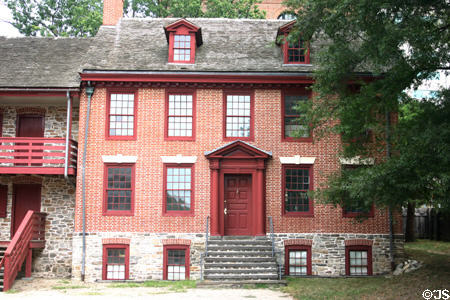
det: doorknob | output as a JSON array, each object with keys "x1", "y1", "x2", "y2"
[{"x1": 224, "y1": 208, "x2": 228, "y2": 215}]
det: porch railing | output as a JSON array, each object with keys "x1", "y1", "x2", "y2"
[
  {"x1": 0, "y1": 211, "x2": 47, "y2": 291},
  {"x1": 0, "y1": 137, "x2": 78, "y2": 173}
]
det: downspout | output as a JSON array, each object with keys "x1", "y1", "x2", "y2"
[
  {"x1": 64, "y1": 91, "x2": 73, "y2": 185},
  {"x1": 81, "y1": 84, "x2": 95, "y2": 281},
  {"x1": 385, "y1": 109, "x2": 395, "y2": 271}
]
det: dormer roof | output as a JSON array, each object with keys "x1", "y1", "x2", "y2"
[{"x1": 164, "y1": 18, "x2": 203, "y2": 47}]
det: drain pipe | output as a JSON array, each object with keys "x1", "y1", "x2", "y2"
[
  {"x1": 385, "y1": 109, "x2": 395, "y2": 271},
  {"x1": 81, "y1": 84, "x2": 95, "y2": 281},
  {"x1": 64, "y1": 91, "x2": 73, "y2": 183}
]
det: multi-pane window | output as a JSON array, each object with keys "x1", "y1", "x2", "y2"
[
  {"x1": 164, "y1": 245, "x2": 190, "y2": 280},
  {"x1": 108, "y1": 93, "x2": 135, "y2": 138},
  {"x1": 173, "y1": 35, "x2": 191, "y2": 62},
  {"x1": 283, "y1": 93, "x2": 310, "y2": 139},
  {"x1": 225, "y1": 94, "x2": 252, "y2": 138},
  {"x1": 288, "y1": 250, "x2": 308, "y2": 275},
  {"x1": 342, "y1": 165, "x2": 374, "y2": 217},
  {"x1": 286, "y1": 39, "x2": 308, "y2": 63},
  {"x1": 167, "y1": 94, "x2": 193, "y2": 138},
  {"x1": 103, "y1": 245, "x2": 129, "y2": 280},
  {"x1": 167, "y1": 249, "x2": 186, "y2": 280},
  {"x1": 283, "y1": 166, "x2": 312, "y2": 215},
  {"x1": 104, "y1": 165, "x2": 134, "y2": 215},
  {"x1": 164, "y1": 165, "x2": 193, "y2": 214},
  {"x1": 346, "y1": 245, "x2": 372, "y2": 276}
]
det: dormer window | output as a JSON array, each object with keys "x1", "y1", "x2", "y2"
[
  {"x1": 174, "y1": 35, "x2": 191, "y2": 62},
  {"x1": 277, "y1": 20, "x2": 310, "y2": 65},
  {"x1": 164, "y1": 19, "x2": 203, "y2": 64}
]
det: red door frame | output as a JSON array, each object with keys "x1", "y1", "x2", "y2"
[
  {"x1": 11, "y1": 183, "x2": 41, "y2": 238},
  {"x1": 206, "y1": 141, "x2": 271, "y2": 236}
]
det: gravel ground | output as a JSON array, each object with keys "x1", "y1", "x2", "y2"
[{"x1": 2, "y1": 278, "x2": 293, "y2": 300}]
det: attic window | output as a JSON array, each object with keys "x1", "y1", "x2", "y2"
[
  {"x1": 277, "y1": 21, "x2": 310, "y2": 65},
  {"x1": 165, "y1": 19, "x2": 202, "y2": 64},
  {"x1": 174, "y1": 35, "x2": 191, "y2": 61}
]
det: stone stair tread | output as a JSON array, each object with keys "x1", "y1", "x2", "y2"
[
  {"x1": 207, "y1": 251, "x2": 272, "y2": 256},
  {"x1": 205, "y1": 263, "x2": 277, "y2": 268},
  {"x1": 208, "y1": 246, "x2": 272, "y2": 251},
  {"x1": 205, "y1": 268, "x2": 277, "y2": 275},
  {"x1": 205, "y1": 274, "x2": 279, "y2": 279},
  {"x1": 197, "y1": 280, "x2": 286, "y2": 287}
]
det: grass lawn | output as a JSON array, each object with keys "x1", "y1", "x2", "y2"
[{"x1": 282, "y1": 239, "x2": 450, "y2": 300}]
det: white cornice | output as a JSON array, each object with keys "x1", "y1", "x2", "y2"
[
  {"x1": 161, "y1": 154, "x2": 197, "y2": 164},
  {"x1": 279, "y1": 155, "x2": 316, "y2": 165},
  {"x1": 339, "y1": 156, "x2": 374, "y2": 165},
  {"x1": 102, "y1": 154, "x2": 138, "y2": 163}
]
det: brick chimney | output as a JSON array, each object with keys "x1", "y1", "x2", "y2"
[{"x1": 103, "y1": 0, "x2": 124, "y2": 26}]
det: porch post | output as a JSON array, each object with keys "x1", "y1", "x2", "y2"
[
  {"x1": 210, "y1": 160, "x2": 220, "y2": 236},
  {"x1": 25, "y1": 248, "x2": 32, "y2": 277},
  {"x1": 255, "y1": 160, "x2": 265, "y2": 236}
]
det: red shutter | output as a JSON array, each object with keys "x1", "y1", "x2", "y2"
[{"x1": 0, "y1": 185, "x2": 7, "y2": 218}]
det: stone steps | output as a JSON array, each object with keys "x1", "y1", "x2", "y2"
[
  {"x1": 0, "y1": 246, "x2": 8, "y2": 292},
  {"x1": 204, "y1": 236, "x2": 280, "y2": 284}
]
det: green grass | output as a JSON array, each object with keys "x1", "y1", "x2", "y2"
[
  {"x1": 109, "y1": 280, "x2": 196, "y2": 292},
  {"x1": 4, "y1": 289, "x2": 19, "y2": 294},
  {"x1": 51, "y1": 285, "x2": 85, "y2": 290},
  {"x1": 406, "y1": 239, "x2": 450, "y2": 255},
  {"x1": 283, "y1": 239, "x2": 450, "y2": 300}
]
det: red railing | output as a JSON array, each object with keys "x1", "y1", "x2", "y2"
[
  {"x1": 0, "y1": 211, "x2": 46, "y2": 292},
  {"x1": 0, "y1": 138, "x2": 77, "y2": 175}
]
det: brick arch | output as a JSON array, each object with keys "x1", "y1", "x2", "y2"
[
  {"x1": 16, "y1": 107, "x2": 46, "y2": 116},
  {"x1": 345, "y1": 239, "x2": 373, "y2": 246},
  {"x1": 12, "y1": 176, "x2": 42, "y2": 185},
  {"x1": 102, "y1": 238, "x2": 131, "y2": 245},
  {"x1": 162, "y1": 238, "x2": 191, "y2": 246},
  {"x1": 284, "y1": 239, "x2": 313, "y2": 246}
]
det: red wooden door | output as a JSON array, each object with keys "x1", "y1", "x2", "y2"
[
  {"x1": 12, "y1": 184, "x2": 41, "y2": 236},
  {"x1": 16, "y1": 115, "x2": 44, "y2": 166},
  {"x1": 224, "y1": 174, "x2": 252, "y2": 235}
]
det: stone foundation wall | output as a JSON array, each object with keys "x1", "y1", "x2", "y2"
[
  {"x1": 273, "y1": 233, "x2": 404, "y2": 276},
  {"x1": 0, "y1": 175, "x2": 75, "y2": 277},
  {"x1": 0, "y1": 105, "x2": 79, "y2": 140},
  {"x1": 72, "y1": 233, "x2": 206, "y2": 282},
  {"x1": 72, "y1": 232, "x2": 404, "y2": 282}
]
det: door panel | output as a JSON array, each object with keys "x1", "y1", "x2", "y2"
[
  {"x1": 16, "y1": 115, "x2": 44, "y2": 166},
  {"x1": 224, "y1": 174, "x2": 252, "y2": 235},
  {"x1": 12, "y1": 184, "x2": 41, "y2": 236}
]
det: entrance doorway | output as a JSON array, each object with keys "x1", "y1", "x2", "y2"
[
  {"x1": 224, "y1": 174, "x2": 252, "y2": 236},
  {"x1": 12, "y1": 184, "x2": 41, "y2": 237},
  {"x1": 16, "y1": 114, "x2": 45, "y2": 166}
]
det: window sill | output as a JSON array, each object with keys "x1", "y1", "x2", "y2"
[
  {"x1": 282, "y1": 64, "x2": 313, "y2": 67},
  {"x1": 103, "y1": 211, "x2": 134, "y2": 217},
  {"x1": 283, "y1": 212, "x2": 314, "y2": 218}
]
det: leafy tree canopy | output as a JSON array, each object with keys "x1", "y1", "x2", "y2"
[
  {"x1": 3, "y1": 0, "x2": 265, "y2": 37},
  {"x1": 283, "y1": 0, "x2": 450, "y2": 210}
]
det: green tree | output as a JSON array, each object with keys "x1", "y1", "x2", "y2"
[
  {"x1": 283, "y1": 0, "x2": 450, "y2": 243},
  {"x1": 4, "y1": 0, "x2": 265, "y2": 37},
  {"x1": 4, "y1": 0, "x2": 103, "y2": 37}
]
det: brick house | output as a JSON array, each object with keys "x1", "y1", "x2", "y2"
[{"x1": 0, "y1": 0, "x2": 403, "y2": 290}]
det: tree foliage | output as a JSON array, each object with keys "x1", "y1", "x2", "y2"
[
  {"x1": 283, "y1": 0, "x2": 450, "y2": 210},
  {"x1": 4, "y1": 0, "x2": 265, "y2": 37},
  {"x1": 4, "y1": 0, "x2": 103, "y2": 37}
]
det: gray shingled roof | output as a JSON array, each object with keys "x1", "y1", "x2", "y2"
[
  {"x1": 83, "y1": 18, "x2": 320, "y2": 73},
  {"x1": 0, "y1": 37, "x2": 92, "y2": 88}
]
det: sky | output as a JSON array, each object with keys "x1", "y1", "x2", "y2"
[{"x1": 0, "y1": 2, "x2": 21, "y2": 37}]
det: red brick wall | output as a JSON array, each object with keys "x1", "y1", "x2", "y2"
[
  {"x1": 103, "y1": 0, "x2": 123, "y2": 26},
  {"x1": 259, "y1": 0, "x2": 286, "y2": 19},
  {"x1": 75, "y1": 87, "x2": 402, "y2": 234}
]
